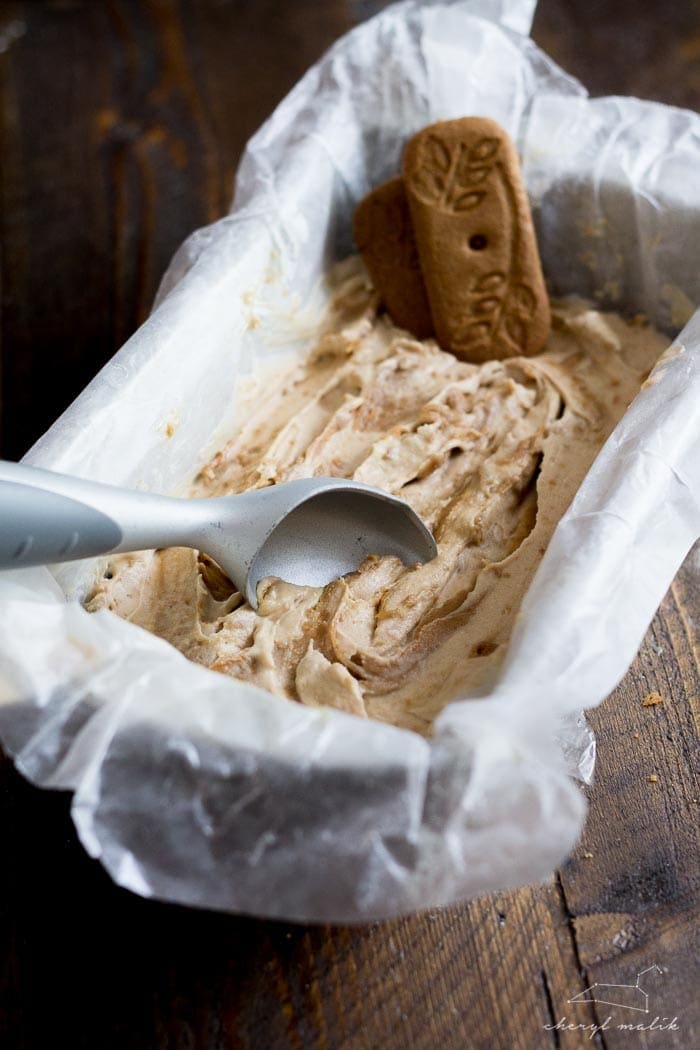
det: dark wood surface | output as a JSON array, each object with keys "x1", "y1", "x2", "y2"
[{"x1": 1, "y1": 2, "x2": 698, "y2": 1047}]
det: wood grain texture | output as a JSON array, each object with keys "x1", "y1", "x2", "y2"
[
  {"x1": 0, "y1": 0, "x2": 352, "y2": 458},
  {"x1": 1, "y1": 2, "x2": 699, "y2": 1048}
]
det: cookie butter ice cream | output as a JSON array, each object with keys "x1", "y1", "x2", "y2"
[{"x1": 87, "y1": 257, "x2": 666, "y2": 735}]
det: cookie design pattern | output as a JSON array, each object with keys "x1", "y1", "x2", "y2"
[{"x1": 404, "y1": 118, "x2": 550, "y2": 362}]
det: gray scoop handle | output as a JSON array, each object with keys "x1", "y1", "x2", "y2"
[{"x1": 0, "y1": 460, "x2": 208, "y2": 570}]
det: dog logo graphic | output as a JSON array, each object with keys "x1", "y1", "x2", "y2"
[{"x1": 568, "y1": 965, "x2": 663, "y2": 1013}]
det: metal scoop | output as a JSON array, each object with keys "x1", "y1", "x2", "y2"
[{"x1": 0, "y1": 460, "x2": 437, "y2": 608}]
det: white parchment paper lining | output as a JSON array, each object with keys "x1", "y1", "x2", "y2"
[{"x1": 0, "y1": 0, "x2": 698, "y2": 922}]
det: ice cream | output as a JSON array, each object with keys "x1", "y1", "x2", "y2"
[{"x1": 86, "y1": 257, "x2": 666, "y2": 735}]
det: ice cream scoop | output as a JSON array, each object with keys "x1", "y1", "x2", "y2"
[{"x1": 0, "y1": 461, "x2": 437, "y2": 608}]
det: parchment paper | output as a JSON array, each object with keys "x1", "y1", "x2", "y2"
[{"x1": 0, "y1": 0, "x2": 698, "y2": 922}]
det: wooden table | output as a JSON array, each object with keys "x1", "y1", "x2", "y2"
[{"x1": 1, "y1": 3, "x2": 698, "y2": 1047}]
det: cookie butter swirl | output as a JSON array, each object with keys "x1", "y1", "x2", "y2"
[{"x1": 87, "y1": 257, "x2": 665, "y2": 734}]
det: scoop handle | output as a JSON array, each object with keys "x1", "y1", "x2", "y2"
[
  {"x1": 0, "y1": 460, "x2": 201, "y2": 570},
  {"x1": 0, "y1": 480, "x2": 124, "y2": 569}
]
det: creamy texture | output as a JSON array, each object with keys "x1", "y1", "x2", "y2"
[{"x1": 87, "y1": 258, "x2": 666, "y2": 734}]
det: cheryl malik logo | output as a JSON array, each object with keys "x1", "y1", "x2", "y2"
[
  {"x1": 544, "y1": 964, "x2": 681, "y2": 1040},
  {"x1": 568, "y1": 964, "x2": 662, "y2": 1013}
]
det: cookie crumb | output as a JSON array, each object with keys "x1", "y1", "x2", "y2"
[
  {"x1": 642, "y1": 692, "x2": 664, "y2": 707},
  {"x1": 633, "y1": 731, "x2": 640, "y2": 739},
  {"x1": 648, "y1": 774, "x2": 659, "y2": 783},
  {"x1": 582, "y1": 850, "x2": 594, "y2": 859}
]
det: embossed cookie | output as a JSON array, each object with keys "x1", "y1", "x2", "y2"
[
  {"x1": 402, "y1": 117, "x2": 550, "y2": 362},
  {"x1": 353, "y1": 176, "x2": 434, "y2": 339}
]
